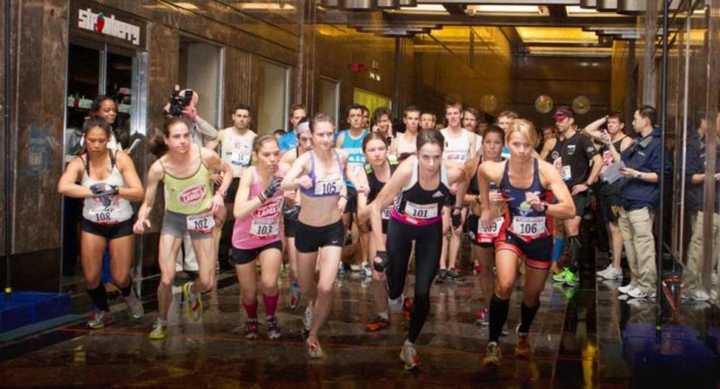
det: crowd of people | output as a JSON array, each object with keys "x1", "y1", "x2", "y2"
[{"x1": 59, "y1": 86, "x2": 689, "y2": 370}]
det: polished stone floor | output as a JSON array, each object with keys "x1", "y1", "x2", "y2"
[{"x1": 2, "y1": 261, "x2": 720, "y2": 388}]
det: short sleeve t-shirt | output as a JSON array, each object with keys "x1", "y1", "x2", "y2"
[{"x1": 548, "y1": 131, "x2": 597, "y2": 188}]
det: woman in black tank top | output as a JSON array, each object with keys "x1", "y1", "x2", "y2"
[{"x1": 364, "y1": 130, "x2": 473, "y2": 370}]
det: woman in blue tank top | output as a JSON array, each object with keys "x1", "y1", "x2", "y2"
[{"x1": 477, "y1": 119, "x2": 575, "y2": 367}]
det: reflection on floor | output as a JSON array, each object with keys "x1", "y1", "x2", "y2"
[{"x1": 1, "y1": 261, "x2": 720, "y2": 387}]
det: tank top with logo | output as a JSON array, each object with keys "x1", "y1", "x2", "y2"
[
  {"x1": 161, "y1": 149, "x2": 214, "y2": 215},
  {"x1": 232, "y1": 167, "x2": 284, "y2": 249},
  {"x1": 391, "y1": 157, "x2": 450, "y2": 226},
  {"x1": 81, "y1": 151, "x2": 133, "y2": 224}
]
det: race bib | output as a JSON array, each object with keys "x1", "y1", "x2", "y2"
[
  {"x1": 404, "y1": 202, "x2": 438, "y2": 220},
  {"x1": 230, "y1": 149, "x2": 251, "y2": 166},
  {"x1": 187, "y1": 212, "x2": 215, "y2": 233},
  {"x1": 477, "y1": 217, "x2": 504, "y2": 243},
  {"x1": 93, "y1": 207, "x2": 119, "y2": 224},
  {"x1": 444, "y1": 151, "x2": 468, "y2": 163},
  {"x1": 381, "y1": 207, "x2": 392, "y2": 220},
  {"x1": 511, "y1": 216, "x2": 546, "y2": 238},
  {"x1": 315, "y1": 175, "x2": 342, "y2": 196},
  {"x1": 250, "y1": 218, "x2": 280, "y2": 237},
  {"x1": 561, "y1": 165, "x2": 572, "y2": 181}
]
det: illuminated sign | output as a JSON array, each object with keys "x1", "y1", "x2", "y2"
[{"x1": 77, "y1": 8, "x2": 140, "y2": 46}]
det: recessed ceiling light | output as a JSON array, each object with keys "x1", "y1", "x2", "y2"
[{"x1": 473, "y1": 5, "x2": 540, "y2": 14}]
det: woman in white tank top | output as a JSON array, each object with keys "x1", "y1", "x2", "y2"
[{"x1": 58, "y1": 117, "x2": 145, "y2": 330}]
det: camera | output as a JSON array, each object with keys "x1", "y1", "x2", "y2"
[{"x1": 167, "y1": 88, "x2": 194, "y2": 117}]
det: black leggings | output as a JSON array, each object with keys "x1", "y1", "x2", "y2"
[{"x1": 386, "y1": 218, "x2": 443, "y2": 343}]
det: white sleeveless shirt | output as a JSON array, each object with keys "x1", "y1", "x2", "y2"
[
  {"x1": 220, "y1": 128, "x2": 255, "y2": 177},
  {"x1": 81, "y1": 152, "x2": 133, "y2": 224}
]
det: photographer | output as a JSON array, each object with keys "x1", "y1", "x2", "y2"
[{"x1": 165, "y1": 87, "x2": 218, "y2": 146}]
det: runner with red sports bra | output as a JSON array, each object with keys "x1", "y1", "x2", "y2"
[
  {"x1": 231, "y1": 135, "x2": 287, "y2": 340},
  {"x1": 477, "y1": 119, "x2": 574, "y2": 367}
]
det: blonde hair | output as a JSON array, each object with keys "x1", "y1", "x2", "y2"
[{"x1": 506, "y1": 118, "x2": 538, "y2": 148}]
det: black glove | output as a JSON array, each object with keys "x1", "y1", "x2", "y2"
[
  {"x1": 261, "y1": 176, "x2": 282, "y2": 201},
  {"x1": 451, "y1": 207, "x2": 463, "y2": 229},
  {"x1": 90, "y1": 183, "x2": 119, "y2": 197},
  {"x1": 373, "y1": 251, "x2": 389, "y2": 272}
]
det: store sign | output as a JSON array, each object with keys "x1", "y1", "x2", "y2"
[{"x1": 77, "y1": 8, "x2": 140, "y2": 46}]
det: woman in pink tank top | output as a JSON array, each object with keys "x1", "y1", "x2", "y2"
[{"x1": 231, "y1": 135, "x2": 287, "y2": 340}]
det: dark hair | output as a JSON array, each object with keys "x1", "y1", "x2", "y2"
[
  {"x1": 362, "y1": 131, "x2": 390, "y2": 152},
  {"x1": 445, "y1": 100, "x2": 463, "y2": 112},
  {"x1": 167, "y1": 88, "x2": 194, "y2": 117},
  {"x1": 273, "y1": 129, "x2": 285, "y2": 137},
  {"x1": 637, "y1": 105, "x2": 656, "y2": 126},
  {"x1": 345, "y1": 104, "x2": 365, "y2": 119},
  {"x1": 253, "y1": 134, "x2": 279, "y2": 153},
  {"x1": 150, "y1": 117, "x2": 191, "y2": 157},
  {"x1": 371, "y1": 107, "x2": 392, "y2": 127},
  {"x1": 311, "y1": 113, "x2": 335, "y2": 133},
  {"x1": 233, "y1": 104, "x2": 252, "y2": 115},
  {"x1": 360, "y1": 105, "x2": 369, "y2": 114},
  {"x1": 80, "y1": 117, "x2": 113, "y2": 155},
  {"x1": 90, "y1": 95, "x2": 117, "y2": 115},
  {"x1": 416, "y1": 129, "x2": 444, "y2": 153},
  {"x1": 290, "y1": 103, "x2": 306, "y2": 115},
  {"x1": 483, "y1": 125, "x2": 505, "y2": 145},
  {"x1": 607, "y1": 111, "x2": 623, "y2": 123},
  {"x1": 403, "y1": 105, "x2": 420, "y2": 117}
]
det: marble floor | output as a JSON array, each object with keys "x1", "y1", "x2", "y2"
[{"x1": 1, "y1": 262, "x2": 720, "y2": 388}]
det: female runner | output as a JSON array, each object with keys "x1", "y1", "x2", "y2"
[
  {"x1": 58, "y1": 117, "x2": 144, "y2": 328},
  {"x1": 367, "y1": 129, "x2": 472, "y2": 370},
  {"x1": 477, "y1": 119, "x2": 574, "y2": 365},
  {"x1": 232, "y1": 135, "x2": 286, "y2": 339},
  {"x1": 134, "y1": 117, "x2": 232, "y2": 340},
  {"x1": 465, "y1": 126, "x2": 505, "y2": 325},
  {"x1": 281, "y1": 113, "x2": 353, "y2": 358}
]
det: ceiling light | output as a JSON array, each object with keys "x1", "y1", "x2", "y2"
[
  {"x1": 566, "y1": 6, "x2": 599, "y2": 15},
  {"x1": 466, "y1": 5, "x2": 542, "y2": 15},
  {"x1": 399, "y1": 4, "x2": 446, "y2": 13}
]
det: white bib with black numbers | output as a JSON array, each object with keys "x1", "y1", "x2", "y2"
[
  {"x1": 511, "y1": 216, "x2": 546, "y2": 239},
  {"x1": 404, "y1": 201, "x2": 438, "y2": 220},
  {"x1": 187, "y1": 212, "x2": 215, "y2": 233}
]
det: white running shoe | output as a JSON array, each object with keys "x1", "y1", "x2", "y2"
[
  {"x1": 597, "y1": 265, "x2": 623, "y2": 280},
  {"x1": 627, "y1": 287, "x2": 650, "y2": 299},
  {"x1": 388, "y1": 294, "x2": 404, "y2": 314},
  {"x1": 687, "y1": 289, "x2": 711, "y2": 302},
  {"x1": 303, "y1": 305, "x2": 313, "y2": 333},
  {"x1": 617, "y1": 283, "x2": 635, "y2": 294},
  {"x1": 399, "y1": 340, "x2": 419, "y2": 370}
]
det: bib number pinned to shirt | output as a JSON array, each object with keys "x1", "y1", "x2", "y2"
[
  {"x1": 187, "y1": 212, "x2": 215, "y2": 233},
  {"x1": 381, "y1": 207, "x2": 392, "y2": 220},
  {"x1": 315, "y1": 175, "x2": 342, "y2": 196},
  {"x1": 250, "y1": 218, "x2": 280, "y2": 237},
  {"x1": 94, "y1": 208, "x2": 118, "y2": 224},
  {"x1": 404, "y1": 202, "x2": 438, "y2": 220},
  {"x1": 511, "y1": 216, "x2": 546, "y2": 238}
]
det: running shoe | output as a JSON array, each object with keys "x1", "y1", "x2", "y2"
[
  {"x1": 627, "y1": 287, "x2": 652, "y2": 299},
  {"x1": 366, "y1": 316, "x2": 390, "y2": 332},
  {"x1": 436, "y1": 269, "x2": 448, "y2": 283},
  {"x1": 288, "y1": 282, "x2": 301, "y2": 310},
  {"x1": 245, "y1": 319, "x2": 259, "y2": 339},
  {"x1": 474, "y1": 307, "x2": 489, "y2": 327},
  {"x1": 362, "y1": 263, "x2": 373, "y2": 279},
  {"x1": 183, "y1": 281, "x2": 203, "y2": 321},
  {"x1": 388, "y1": 295, "x2": 404, "y2": 314},
  {"x1": 553, "y1": 268, "x2": 578, "y2": 287},
  {"x1": 617, "y1": 283, "x2": 636, "y2": 295},
  {"x1": 307, "y1": 338, "x2": 324, "y2": 359},
  {"x1": 402, "y1": 297, "x2": 414, "y2": 320},
  {"x1": 350, "y1": 263, "x2": 362, "y2": 272},
  {"x1": 596, "y1": 265, "x2": 623, "y2": 280},
  {"x1": 87, "y1": 310, "x2": 111, "y2": 329},
  {"x1": 447, "y1": 268, "x2": 461, "y2": 280},
  {"x1": 552, "y1": 267, "x2": 571, "y2": 283},
  {"x1": 483, "y1": 341, "x2": 502, "y2": 367},
  {"x1": 514, "y1": 324, "x2": 531, "y2": 359},
  {"x1": 267, "y1": 316, "x2": 281, "y2": 339},
  {"x1": 148, "y1": 319, "x2": 166, "y2": 340},
  {"x1": 124, "y1": 290, "x2": 144, "y2": 319},
  {"x1": 399, "y1": 340, "x2": 419, "y2": 370}
]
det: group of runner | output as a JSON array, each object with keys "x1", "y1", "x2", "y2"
[{"x1": 60, "y1": 89, "x2": 649, "y2": 369}]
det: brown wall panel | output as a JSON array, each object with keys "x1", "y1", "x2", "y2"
[
  {"x1": 223, "y1": 48, "x2": 255, "y2": 128},
  {"x1": 13, "y1": 0, "x2": 68, "y2": 253},
  {"x1": 0, "y1": 0, "x2": 7, "y2": 257}
]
